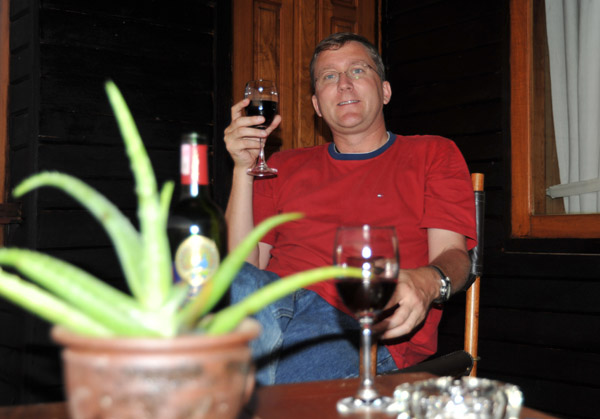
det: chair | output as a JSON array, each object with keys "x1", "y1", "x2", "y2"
[
  {"x1": 382, "y1": 173, "x2": 485, "y2": 378},
  {"x1": 465, "y1": 172, "x2": 484, "y2": 376}
]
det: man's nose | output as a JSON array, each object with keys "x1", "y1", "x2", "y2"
[{"x1": 337, "y1": 71, "x2": 354, "y2": 89}]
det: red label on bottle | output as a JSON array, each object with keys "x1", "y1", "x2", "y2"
[{"x1": 181, "y1": 144, "x2": 209, "y2": 185}]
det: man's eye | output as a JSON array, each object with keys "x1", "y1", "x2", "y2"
[
  {"x1": 349, "y1": 67, "x2": 365, "y2": 76},
  {"x1": 322, "y1": 73, "x2": 337, "y2": 81}
]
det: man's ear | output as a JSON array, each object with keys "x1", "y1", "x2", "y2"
[
  {"x1": 312, "y1": 94, "x2": 322, "y2": 117},
  {"x1": 383, "y1": 81, "x2": 392, "y2": 105}
]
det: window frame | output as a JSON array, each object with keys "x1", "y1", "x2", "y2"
[{"x1": 510, "y1": 0, "x2": 600, "y2": 239}]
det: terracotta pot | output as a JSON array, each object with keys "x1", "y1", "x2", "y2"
[{"x1": 52, "y1": 319, "x2": 260, "y2": 419}]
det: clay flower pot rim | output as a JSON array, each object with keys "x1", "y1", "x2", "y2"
[{"x1": 51, "y1": 317, "x2": 261, "y2": 353}]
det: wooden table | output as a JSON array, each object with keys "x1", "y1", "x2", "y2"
[{"x1": 0, "y1": 372, "x2": 559, "y2": 419}]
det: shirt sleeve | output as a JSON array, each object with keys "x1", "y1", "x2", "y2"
[{"x1": 420, "y1": 137, "x2": 477, "y2": 250}]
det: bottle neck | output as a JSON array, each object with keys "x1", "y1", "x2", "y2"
[{"x1": 180, "y1": 143, "x2": 210, "y2": 199}]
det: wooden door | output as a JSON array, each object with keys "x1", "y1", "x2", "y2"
[{"x1": 232, "y1": 0, "x2": 378, "y2": 151}]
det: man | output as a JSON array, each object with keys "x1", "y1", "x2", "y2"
[{"x1": 224, "y1": 33, "x2": 476, "y2": 386}]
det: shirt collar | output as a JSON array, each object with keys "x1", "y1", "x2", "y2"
[{"x1": 328, "y1": 132, "x2": 395, "y2": 160}]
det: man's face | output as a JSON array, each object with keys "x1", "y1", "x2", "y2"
[{"x1": 311, "y1": 41, "x2": 391, "y2": 136}]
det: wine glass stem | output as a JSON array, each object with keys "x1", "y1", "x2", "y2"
[
  {"x1": 356, "y1": 317, "x2": 379, "y2": 401},
  {"x1": 256, "y1": 137, "x2": 267, "y2": 167}
]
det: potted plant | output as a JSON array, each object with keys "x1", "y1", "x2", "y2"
[{"x1": 0, "y1": 81, "x2": 361, "y2": 419}]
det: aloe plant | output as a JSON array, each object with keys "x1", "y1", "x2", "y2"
[{"x1": 0, "y1": 81, "x2": 362, "y2": 338}]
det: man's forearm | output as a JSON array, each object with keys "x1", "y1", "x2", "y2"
[{"x1": 225, "y1": 167, "x2": 259, "y2": 266}]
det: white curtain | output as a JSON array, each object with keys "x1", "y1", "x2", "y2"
[{"x1": 544, "y1": 0, "x2": 600, "y2": 213}]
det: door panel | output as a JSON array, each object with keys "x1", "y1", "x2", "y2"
[{"x1": 233, "y1": 0, "x2": 377, "y2": 151}]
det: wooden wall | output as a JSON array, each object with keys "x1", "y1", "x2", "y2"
[
  {"x1": 382, "y1": 1, "x2": 599, "y2": 418},
  {"x1": 0, "y1": 0, "x2": 231, "y2": 404}
]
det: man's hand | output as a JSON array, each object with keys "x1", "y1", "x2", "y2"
[
  {"x1": 224, "y1": 98, "x2": 282, "y2": 170},
  {"x1": 374, "y1": 229, "x2": 471, "y2": 340},
  {"x1": 373, "y1": 266, "x2": 440, "y2": 339}
]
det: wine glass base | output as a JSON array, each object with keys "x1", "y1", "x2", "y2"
[
  {"x1": 246, "y1": 166, "x2": 278, "y2": 177},
  {"x1": 336, "y1": 395, "x2": 396, "y2": 415}
]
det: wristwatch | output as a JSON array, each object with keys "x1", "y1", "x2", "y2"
[{"x1": 429, "y1": 265, "x2": 451, "y2": 304}]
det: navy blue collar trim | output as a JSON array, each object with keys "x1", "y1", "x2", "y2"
[{"x1": 328, "y1": 132, "x2": 396, "y2": 160}]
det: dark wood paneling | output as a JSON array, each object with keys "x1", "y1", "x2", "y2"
[
  {"x1": 40, "y1": 76, "x2": 213, "y2": 123},
  {"x1": 397, "y1": 73, "x2": 503, "y2": 115},
  {"x1": 41, "y1": 0, "x2": 215, "y2": 28},
  {"x1": 388, "y1": 44, "x2": 503, "y2": 86},
  {"x1": 39, "y1": 8, "x2": 213, "y2": 59},
  {"x1": 8, "y1": 78, "x2": 33, "y2": 114},
  {"x1": 385, "y1": 0, "x2": 503, "y2": 38},
  {"x1": 388, "y1": 100, "x2": 502, "y2": 137},
  {"x1": 389, "y1": 14, "x2": 502, "y2": 64},
  {"x1": 40, "y1": 43, "x2": 213, "y2": 92},
  {"x1": 485, "y1": 372, "x2": 598, "y2": 419},
  {"x1": 39, "y1": 106, "x2": 199, "y2": 148},
  {"x1": 37, "y1": 211, "x2": 130, "y2": 249},
  {"x1": 453, "y1": 132, "x2": 503, "y2": 162},
  {"x1": 37, "y1": 144, "x2": 178, "y2": 179}
]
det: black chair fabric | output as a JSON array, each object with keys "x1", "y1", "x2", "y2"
[{"x1": 387, "y1": 350, "x2": 474, "y2": 378}]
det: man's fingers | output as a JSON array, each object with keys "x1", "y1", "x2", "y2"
[{"x1": 231, "y1": 98, "x2": 250, "y2": 119}]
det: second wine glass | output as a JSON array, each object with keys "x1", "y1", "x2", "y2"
[
  {"x1": 333, "y1": 225, "x2": 399, "y2": 414},
  {"x1": 244, "y1": 79, "x2": 278, "y2": 177}
]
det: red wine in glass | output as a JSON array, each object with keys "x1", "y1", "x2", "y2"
[
  {"x1": 246, "y1": 99, "x2": 278, "y2": 129},
  {"x1": 336, "y1": 276, "x2": 397, "y2": 317}
]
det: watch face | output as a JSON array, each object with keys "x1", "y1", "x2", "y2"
[
  {"x1": 440, "y1": 280, "x2": 449, "y2": 297},
  {"x1": 440, "y1": 277, "x2": 451, "y2": 300}
]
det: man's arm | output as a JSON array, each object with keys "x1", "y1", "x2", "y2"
[
  {"x1": 427, "y1": 227, "x2": 471, "y2": 297},
  {"x1": 376, "y1": 228, "x2": 471, "y2": 340},
  {"x1": 225, "y1": 165, "x2": 260, "y2": 265},
  {"x1": 224, "y1": 98, "x2": 280, "y2": 267}
]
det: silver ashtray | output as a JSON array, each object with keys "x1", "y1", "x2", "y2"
[{"x1": 391, "y1": 376, "x2": 523, "y2": 419}]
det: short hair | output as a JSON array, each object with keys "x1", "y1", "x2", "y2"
[{"x1": 310, "y1": 32, "x2": 385, "y2": 93}]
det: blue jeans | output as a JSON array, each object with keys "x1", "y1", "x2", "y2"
[{"x1": 230, "y1": 263, "x2": 398, "y2": 385}]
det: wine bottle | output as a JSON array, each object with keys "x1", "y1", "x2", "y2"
[{"x1": 167, "y1": 132, "x2": 227, "y2": 297}]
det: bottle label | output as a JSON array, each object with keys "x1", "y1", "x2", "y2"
[
  {"x1": 181, "y1": 144, "x2": 209, "y2": 186},
  {"x1": 173, "y1": 235, "x2": 220, "y2": 288}
]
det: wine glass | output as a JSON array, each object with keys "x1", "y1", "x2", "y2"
[
  {"x1": 244, "y1": 79, "x2": 278, "y2": 177},
  {"x1": 333, "y1": 225, "x2": 399, "y2": 414}
]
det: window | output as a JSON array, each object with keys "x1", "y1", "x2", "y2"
[{"x1": 510, "y1": 0, "x2": 600, "y2": 238}]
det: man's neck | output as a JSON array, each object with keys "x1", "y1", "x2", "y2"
[{"x1": 332, "y1": 128, "x2": 390, "y2": 154}]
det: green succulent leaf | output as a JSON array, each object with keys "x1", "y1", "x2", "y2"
[
  {"x1": 204, "y1": 266, "x2": 363, "y2": 335},
  {"x1": 105, "y1": 81, "x2": 172, "y2": 309},
  {"x1": 0, "y1": 248, "x2": 162, "y2": 336},
  {"x1": 13, "y1": 172, "x2": 145, "y2": 302},
  {"x1": 0, "y1": 268, "x2": 114, "y2": 336},
  {"x1": 160, "y1": 181, "x2": 176, "y2": 229}
]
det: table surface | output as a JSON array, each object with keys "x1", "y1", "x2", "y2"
[{"x1": 0, "y1": 372, "x2": 559, "y2": 419}]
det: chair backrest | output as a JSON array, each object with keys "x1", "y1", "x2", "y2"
[{"x1": 465, "y1": 173, "x2": 485, "y2": 376}]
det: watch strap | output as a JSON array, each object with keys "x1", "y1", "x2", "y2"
[{"x1": 429, "y1": 265, "x2": 451, "y2": 304}]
